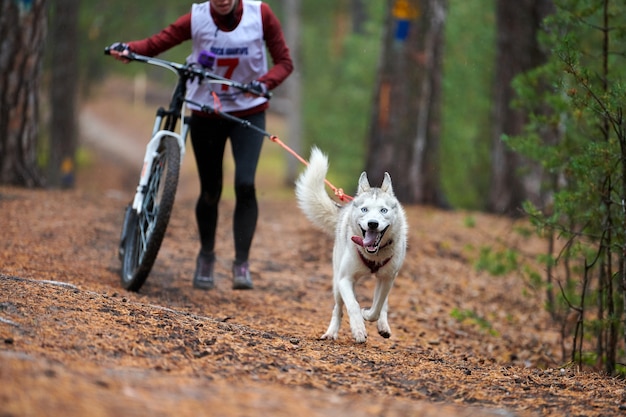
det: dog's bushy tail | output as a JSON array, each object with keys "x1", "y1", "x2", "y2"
[{"x1": 295, "y1": 147, "x2": 341, "y2": 233}]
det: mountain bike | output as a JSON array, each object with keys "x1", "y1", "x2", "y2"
[{"x1": 104, "y1": 44, "x2": 271, "y2": 292}]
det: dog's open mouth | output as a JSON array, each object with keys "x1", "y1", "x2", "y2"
[{"x1": 351, "y1": 226, "x2": 389, "y2": 254}]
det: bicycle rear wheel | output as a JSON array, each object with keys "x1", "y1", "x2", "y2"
[{"x1": 120, "y1": 135, "x2": 181, "y2": 291}]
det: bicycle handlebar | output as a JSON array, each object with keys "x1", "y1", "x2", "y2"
[{"x1": 104, "y1": 46, "x2": 272, "y2": 100}]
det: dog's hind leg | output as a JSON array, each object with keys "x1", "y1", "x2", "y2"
[
  {"x1": 362, "y1": 277, "x2": 394, "y2": 338},
  {"x1": 321, "y1": 302, "x2": 342, "y2": 340},
  {"x1": 321, "y1": 284, "x2": 344, "y2": 340},
  {"x1": 337, "y1": 277, "x2": 367, "y2": 343}
]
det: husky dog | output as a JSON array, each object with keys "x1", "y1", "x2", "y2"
[{"x1": 295, "y1": 147, "x2": 408, "y2": 343}]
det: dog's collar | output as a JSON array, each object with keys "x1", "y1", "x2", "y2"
[{"x1": 357, "y1": 249, "x2": 392, "y2": 274}]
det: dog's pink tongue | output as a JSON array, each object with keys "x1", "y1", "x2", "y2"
[
  {"x1": 352, "y1": 231, "x2": 378, "y2": 248},
  {"x1": 362, "y1": 230, "x2": 378, "y2": 247}
]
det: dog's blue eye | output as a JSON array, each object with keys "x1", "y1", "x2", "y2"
[
  {"x1": 361, "y1": 207, "x2": 368, "y2": 213},
  {"x1": 380, "y1": 208, "x2": 388, "y2": 214}
]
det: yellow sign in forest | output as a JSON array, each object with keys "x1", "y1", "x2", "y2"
[{"x1": 392, "y1": 0, "x2": 419, "y2": 20}]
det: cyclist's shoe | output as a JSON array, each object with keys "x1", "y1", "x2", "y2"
[
  {"x1": 232, "y1": 261, "x2": 253, "y2": 290},
  {"x1": 193, "y1": 252, "x2": 215, "y2": 290}
]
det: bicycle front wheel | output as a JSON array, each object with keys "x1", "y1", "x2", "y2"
[{"x1": 120, "y1": 135, "x2": 181, "y2": 291}]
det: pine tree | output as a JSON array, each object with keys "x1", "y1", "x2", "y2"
[{"x1": 507, "y1": 0, "x2": 626, "y2": 375}]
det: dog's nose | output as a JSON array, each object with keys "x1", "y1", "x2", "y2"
[{"x1": 368, "y1": 220, "x2": 379, "y2": 230}]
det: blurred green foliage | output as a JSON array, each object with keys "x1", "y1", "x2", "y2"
[{"x1": 441, "y1": 0, "x2": 494, "y2": 209}]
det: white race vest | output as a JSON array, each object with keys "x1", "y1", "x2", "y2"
[{"x1": 186, "y1": 1, "x2": 268, "y2": 113}]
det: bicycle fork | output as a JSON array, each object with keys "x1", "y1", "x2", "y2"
[
  {"x1": 131, "y1": 115, "x2": 189, "y2": 213},
  {"x1": 118, "y1": 115, "x2": 189, "y2": 258}
]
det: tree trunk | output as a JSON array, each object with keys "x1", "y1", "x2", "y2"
[
  {"x1": 0, "y1": 0, "x2": 47, "y2": 187},
  {"x1": 282, "y1": 0, "x2": 302, "y2": 185},
  {"x1": 47, "y1": 0, "x2": 80, "y2": 188},
  {"x1": 366, "y1": 0, "x2": 447, "y2": 205},
  {"x1": 488, "y1": 0, "x2": 554, "y2": 215}
]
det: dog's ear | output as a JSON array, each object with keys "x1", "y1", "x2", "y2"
[
  {"x1": 357, "y1": 172, "x2": 371, "y2": 194},
  {"x1": 381, "y1": 172, "x2": 395, "y2": 195}
]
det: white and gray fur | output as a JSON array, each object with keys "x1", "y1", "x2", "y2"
[{"x1": 295, "y1": 147, "x2": 408, "y2": 343}]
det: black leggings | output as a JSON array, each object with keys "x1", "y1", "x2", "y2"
[{"x1": 189, "y1": 112, "x2": 265, "y2": 264}]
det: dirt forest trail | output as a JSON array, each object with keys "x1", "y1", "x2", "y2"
[{"x1": 1, "y1": 77, "x2": 626, "y2": 417}]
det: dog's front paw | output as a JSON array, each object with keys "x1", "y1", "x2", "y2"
[
  {"x1": 353, "y1": 330, "x2": 367, "y2": 343},
  {"x1": 377, "y1": 319, "x2": 391, "y2": 339},
  {"x1": 378, "y1": 329, "x2": 391, "y2": 338},
  {"x1": 351, "y1": 324, "x2": 367, "y2": 343},
  {"x1": 320, "y1": 332, "x2": 338, "y2": 341}
]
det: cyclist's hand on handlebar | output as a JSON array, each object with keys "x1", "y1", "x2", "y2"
[
  {"x1": 244, "y1": 80, "x2": 268, "y2": 97},
  {"x1": 105, "y1": 42, "x2": 132, "y2": 63}
]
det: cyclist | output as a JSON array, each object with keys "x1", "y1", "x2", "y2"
[{"x1": 110, "y1": 0, "x2": 293, "y2": 290}]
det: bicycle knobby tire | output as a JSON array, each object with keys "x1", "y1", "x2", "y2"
[{"x1": 120, "y1": 135, "x2": 181, "y2": 291}]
